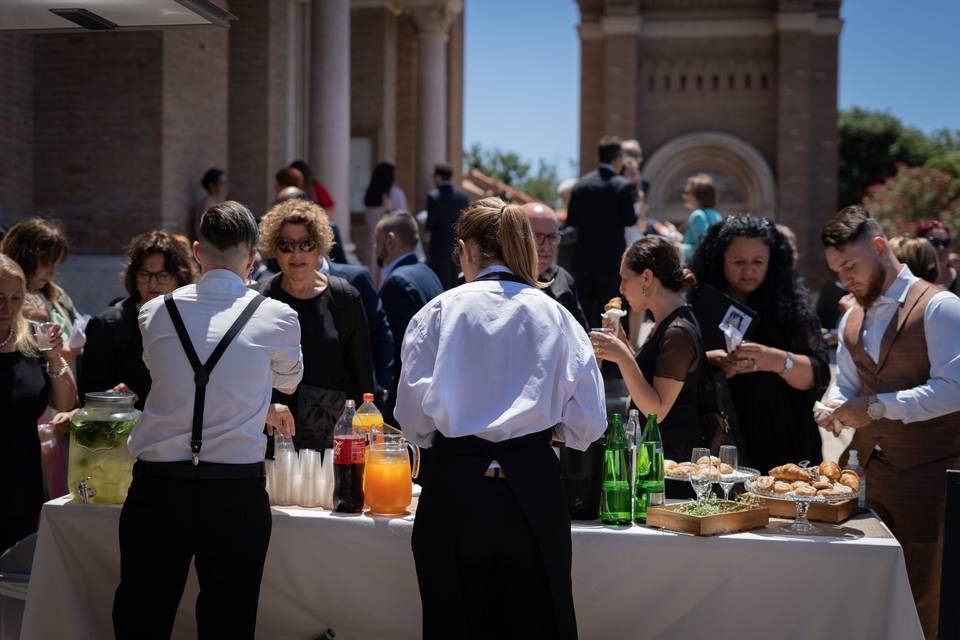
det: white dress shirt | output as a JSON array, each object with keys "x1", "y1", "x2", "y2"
[
  {"x1": 129, "y1": 269, "x2": 304, "y2": 463},
  {"x1": 828, "y1": 265, "x2": 960, "y2": 422},
  {"x1": 394, "y1": 265, "x2": 607, "y2": 451}
]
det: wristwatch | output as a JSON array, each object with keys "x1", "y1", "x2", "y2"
[
  {"x1": 867, "y1": 395, "x2": 886, "y2": 420},
  {"x1": 779, "y1": 352, "x2": 794, "y2": 375}
]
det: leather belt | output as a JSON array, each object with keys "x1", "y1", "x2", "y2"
[
  {"x1": 134, "y1": 460, "x2": 266, "y2": 480},
  {"x1": 483, "y1": 466, "x2": 507, "y2": 479}
]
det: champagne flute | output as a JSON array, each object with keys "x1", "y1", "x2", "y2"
[
  {"x1": 689, "y1": 447, "x2": 712, "y2": 504},
  {"x1": 719, "y1": 445, "x2": 737, "y2": 501}
]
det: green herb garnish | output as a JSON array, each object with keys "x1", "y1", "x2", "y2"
[
  {"x1": 71, "y1": 417, "x2": 139, "y2": 450},
  {"x1": 676, "y1": 495, "x2": 762, "y2": 517}
]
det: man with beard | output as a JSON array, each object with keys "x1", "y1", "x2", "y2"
[
  {"x1": 522, "y1": 202, "x2": 589, "y2": 331},
  {"x1": 819, "y1": 205, "x2": 960, "y2": 639}
]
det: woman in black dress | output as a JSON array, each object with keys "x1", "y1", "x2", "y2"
[
  {"x1": 591, "y1": 236, "x2": 704, "y2": 462},
  {"x1": 0, "y1": 254, "x2": 77, "y2": 554},
  {"x1": 257, "y1": 198, "x2": 374, "y2": 451},
  {"x1": 79, "y1": 231, "x2": 195, "y2": 409},
  {"x1": 690, "y1": 215, "x2": 828, "y2": 473}
]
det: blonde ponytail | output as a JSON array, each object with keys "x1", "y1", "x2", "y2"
[{"x1": 456, "y1": 197, "x2": 547, "y2": 289}]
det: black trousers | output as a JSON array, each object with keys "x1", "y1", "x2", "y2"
[
  {"x1": 574, "y1": 270, "x2": 621, "y2": 328},
  {"x1": 112, "y1": 475, "x2": 272, "y2": 639},
  {"x1": 415, "y1": 477, "x2": 559, "y2": 639}
]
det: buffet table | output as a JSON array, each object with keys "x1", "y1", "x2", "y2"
[{"x1": 21, "y1": 496, "x2": 923, "y2": 639}]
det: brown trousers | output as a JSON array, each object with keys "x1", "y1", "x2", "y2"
[{"x1": 866, "y1": 454, "x2": 960, "y2": 640}]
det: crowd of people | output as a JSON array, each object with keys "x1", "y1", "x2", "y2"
[{"x1": 1, "y1": 135, "x2": 958, "y2": 639}]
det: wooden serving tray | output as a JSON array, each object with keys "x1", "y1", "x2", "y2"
[
  {"x1": 759, "y1": 496, "x2": 858, "y2": 523},
  {"x1": 646, "y1": 501, "x2": 769, "y2": 536}
]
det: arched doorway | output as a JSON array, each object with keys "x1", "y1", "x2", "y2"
[{"x1": 642, "y1": 131, "x2": 776, "y2": 223}]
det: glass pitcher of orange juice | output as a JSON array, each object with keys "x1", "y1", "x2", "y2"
[{"x1": 365, "y1": 434, "x2": 420, "y2": 516}]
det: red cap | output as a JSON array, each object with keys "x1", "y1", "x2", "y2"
[{"x1": 363, "y1": 393, "x2": 374, "y2": 402}]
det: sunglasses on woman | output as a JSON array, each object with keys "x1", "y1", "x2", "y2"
[
  {"x1": 928, "y1": 237, "x2": 952, "y2": 249},
  {"x1": 276, "y1": 238, "x2": 318, "y2": 254}
]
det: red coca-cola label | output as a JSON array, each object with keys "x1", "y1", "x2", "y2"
[{"x1": 334, "y1": 435, "x2": 365, "y2": 464}]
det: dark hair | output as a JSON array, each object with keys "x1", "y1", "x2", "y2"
[
  {"x1": 0, "y1": 216, "x2": 69, "y2": 299},
  {"x1": 199, "y1": 201, "x2": 259, "y2": 252},
  {"x1": 915, "y1": 218, "x2": 951, "y2": 239},
  {"x1": 623, "y1": 236, "x2": 696, "y2": 292},
  {"x1": 821, "y1": 205, "x2": 885, "y2": 248},
  {"x1": 433, "y1": 163, "x2": 453, "y2": 181},
  {"x1": 378, "y1": 210, "x2": 419, "y2": 247},
  {"x1": 364, "y1": 162, "x2": 396, "y2": 208},
  {"x1": 290, "y1": 160, "x2": 314, "y2": 186},
  {"x1": 597, "y1": 135, "x2": 622, "y2": 164},
  {"x1": 123, "y1": 230, "x2": 195, "y2": 302},
  {"x1": 276, "y1": 167, "x2": 305, "y2": 190},
  {"x1": 201, "y1": 168, "x2": 224, "y2": 192},
  {"x1": 691, "y1": 214, "x2": 815, "y2": 337},
  {"x1": 686, "y1": 174, "x2": 717, "y2": 209}
]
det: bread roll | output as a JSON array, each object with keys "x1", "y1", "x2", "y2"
[
  {"x1": 833, "y1": 482, "x2": 855, "y2": 495},
  {"x1": 769, "y1": 463, "x2": 813, "y2": 482},
  {"x1": 839, "y1": 471, "x2": 860, "y2": 492},
  {"x1": 818, "y1": 460, "x2": 841, "y2": 481},
  {"x1": 773, "y1": 481, "x2": 793, "y2": 494},
  {"x1": 719, "y1": 463, "x2": 735, "y2": 475},
  {"x1": 794, "y1": 484, "x2": 817, "y2": 497},
  {"x1": 791, "y1": 481, "x2": 812, "y2": 490},
  {"x1": 813, "y1": 477, "x2": 833, "y2": 490},
  {"x1": 754, "y1": 476, "x2": 775, "y2": 491}
]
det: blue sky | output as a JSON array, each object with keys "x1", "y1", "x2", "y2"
[{"x1": 464, "y1": 0, "x2": 960, "y2": 179}]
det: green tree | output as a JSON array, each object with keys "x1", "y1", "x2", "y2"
[
  {"x1": 464, "y1": 144, "x2": 562, "y2": 207},
  {"x1": 838, "y1": 107, "x2": 934, "y2": 207}
]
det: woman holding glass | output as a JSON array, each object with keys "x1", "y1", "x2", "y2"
[
  {"x1": 395, "y1": 197, "x2": 606, "y2": 639},
  {"x1": 591, "y1": 236, "x2": 705, "y2": 463},
  {"x1": 690, "y1": 214, "x2": 828, "y2": 473},
  {"x1": 80, "y1": 231, "x2": 195, "y2": 410},
  {"x1": 0, "y1": 254, "x2": 77, "y2": 554},
  {"x1": 257, "y1": 199, "x2": 374, "y2": 451}
]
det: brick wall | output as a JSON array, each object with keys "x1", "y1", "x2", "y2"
[
  {"x1": 0, "y1": 34, "x2": 34, "y2": 230},
  {"x1": 161, "y1": 28, "x2": 229, "y2": 232},
  {"x1": 395, "y1": 15, "x2": 419, "y2": 210},
  {"x1": 578, "y1": 35, "x2": 604, "y2": 175},
  {"x1": 351, "y1": 8, "x2": 387, "y2": 138},
  {"x1": 228, "y1": 0, "x2": 289, "y2": 219},
  {"x1": 34, "y1": 32, "x2": 165, "y2": 254}
]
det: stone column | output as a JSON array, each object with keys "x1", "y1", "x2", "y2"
[
  {"x1": 577, "y1": 19, "x2": 604, "y2": 176},
  {"x1": 310, "y1": 0, "x2": 351, "y2": 242},
  {"x1": 601, "y1": 13, "x2": 641, "y2": 142},
  {"x1": 413, "y1": 7, "x2": 453, "y2": 210}
]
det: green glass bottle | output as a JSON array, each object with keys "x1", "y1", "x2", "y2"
[
  {"x1": 634, "y1": 413, "x2": 665, "y2": 523},
  {"x1": 601, "y1": 413, "x2": 631, "y2": 525}
]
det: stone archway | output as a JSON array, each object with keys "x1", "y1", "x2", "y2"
[{"x1": 642, "y1": 131, "x2": 776, "y2": 222}]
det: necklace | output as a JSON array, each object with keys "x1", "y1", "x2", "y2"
[{"x1": 0, "y1": 327, "x2": 13, "y2": 349}]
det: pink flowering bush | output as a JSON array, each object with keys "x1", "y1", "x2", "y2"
[{"x1": 863, "y1": 164, "x2": 960, "y2": 237}]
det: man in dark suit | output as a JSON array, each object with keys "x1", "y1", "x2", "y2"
[
  {"x1": 523, "y1": 202, "x2": 589, "y2": 332},
  {"x1": 375, "y1": 211, "x2": 444, "y2": 395},
  {"x1": 425, "y1": 162, "x2": 470, "y2": 290},
  {"x1": 321, "y1": 257, "x2": 394, "y2": 408},
  {"x1": 567, "y1": 135, "x2": 638, "y2": 326}
]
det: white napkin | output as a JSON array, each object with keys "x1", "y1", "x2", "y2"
[
  {"x1": 67, "y1": 313, "x2": 91, "y2": 351},
  {"x1": 719, "y1": 321, "x2": 745, "y2": 353},
  {"x1": 814, "y1": 401, "x2": 848, "y2": 434}
]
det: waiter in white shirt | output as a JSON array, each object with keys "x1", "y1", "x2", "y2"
[
  {"x1": 113, "y1": 202, "x2": 304, "y2": 639},
  {"x1": 395, "y1": 197, "x2": 606, "y2": 640},
  {"x1": 818, "y1": 206, "x2": 960, "y2": 640}
]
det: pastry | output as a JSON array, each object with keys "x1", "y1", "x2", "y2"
[
  {"x1": 812, "y1": 477, "x2": 833, "y2": 490},
  {"x1": 818, "y1": 460, "x2": 841, "y2": 481},
  {"x1": 754, "y1": 476, "x2": 775, "y2": 491},
  {"x1": 719, "y1": 463, "x2": 734, "y2": 475},
  {"x1": 791, "y1": 481, "x2": 813, "y2": 491},
  {"x1": 794, "y1": 484, "x2": 817, "y2": 497},
  {"x1": 604, "y1": 297, "x2": 623, "y2": 311},
  {"x1": 839, "y1": 471, "x2": 860, "y2": 492},
  {"x1": 832, "y1": 483, "x2": 855, "y2": 495},
  {"x1": 769, "y1": 463, "x2": 813, "y2": 482},
  {"x1": 664, "y1": 460, "x2": 678, "y2": 472},
  {"x1": 773, "y1": 481, "x2": 793, "y2": 494},
  {"x1": 697, "y1": 455, "x2": 721, "y2": 466}
]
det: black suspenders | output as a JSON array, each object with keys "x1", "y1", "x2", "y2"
[{"x1": 163, "y1": 293, "x2": 266, "y2": 465}]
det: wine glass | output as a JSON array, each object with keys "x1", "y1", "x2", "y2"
[
  {"x1": 718, "y1": 445, "x2": 737, "y2": 501},
  {"x1": 689, "y1": 447, "x2": 712, "y2": 504}
]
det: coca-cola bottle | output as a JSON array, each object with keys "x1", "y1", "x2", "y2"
[{"x1": 333, "y1": 400, "x2": 365, "y2": 513}]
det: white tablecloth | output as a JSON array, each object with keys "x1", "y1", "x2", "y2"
[{"x1": 22, "y1": 497, "x2": 923, "y2": 639}]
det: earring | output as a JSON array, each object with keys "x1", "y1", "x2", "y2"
[{"x1": 641, "y1": 286, "x2": 650, "y2": 297}]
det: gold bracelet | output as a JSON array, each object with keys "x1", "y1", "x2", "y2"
[{"x1": 46, "y1": 356, "x2": 70, "y2": 379}]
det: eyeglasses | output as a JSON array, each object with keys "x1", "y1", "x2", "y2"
[
  {"x1": 276, "y1": 238, "x2": 318, "y2": 254},
  {"x1": 928, "y1": 237, "x2": 952, "y2": 249},
  {"x1": 534, "y1": 232, "x2": 562, "y2": 247},
  {"x1": 135, "y1": 270, "x2": 174, "y2": 285}
]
